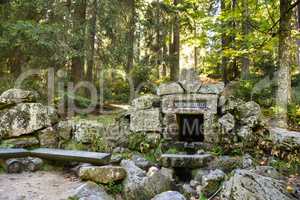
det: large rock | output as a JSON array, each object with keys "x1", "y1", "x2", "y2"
[
  {"x1": 237, "y1": 101, "x2": 261, "y2": 127},
  {"x1": 121, "y1": 160, "x2": 146, "y2": 200},
  {"x1": 220, "y1": 168, "x2": 297, "y2": 200},
  {"x1": 121, "y1": 160, "x2": 173, "y2": 200},
  {"x1": 219, "y1": 113, "x2": 235, "y2": 133},
  {"x1": 79, "y1": 165, "x2": 127, "y2": 184},
  {"x1": 131, "y1": 95, "x2": 160, "y2": 110},
  {"x1": 38, "y1": 127, "x2": 58, "y2": 148},
  {"x1": 201, "y1": 169, "x2": 226, "y2": 196},
  {"x1": 130, "y1": 108, "x2": 161, "y2": 132},
  {"x1": 157, "y1": 82, "x2": 184, "y2": 96},
  {"x1": 132, "y1": 154, "x2": 153, "y2": 170},
  {"x1": 73, "y1": 119, "x2": 106, "y2": 144},
  {"x1": 198, "y1": 82, "x2": 225, "y2": 95},
  {"x1": 56, "y1": 120, "x2": 73, "y2": 140},
  {"x1": 0, "y1": 89, "x2": 39, "y2": 109},
  {"x1": 0, "y1": 103, "x2": 59, "y2": 139},
  {"x1": 151, "y1": 191, "x2": 186, "y2": 200},
  {"x1": 0, "y1": 136, "x2": 39, "y2": 148},
  {"x1": 269, "y1": 128, "x2": 300, "y2": 149},
  {"x1": 207, "y1": 156, "x2": 241, "y2": 173},
  {"x1": 69, "y1": 181, "x2": 114, "y2": 200}
]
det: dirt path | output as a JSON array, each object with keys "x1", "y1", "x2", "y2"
[{"x1": 0, "y1": 171, "x2": 82, "y2": 200}]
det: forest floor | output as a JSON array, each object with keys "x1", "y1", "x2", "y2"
[{"x1": 0, "y1": 171, "x2": 82, "y2": 200}]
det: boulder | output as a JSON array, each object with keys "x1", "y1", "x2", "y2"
[
  {"x1": 237, "y1": 101, "x2": 261, "y2": 127},
  {"x1": 38, "y1": 127, "x2": 58, "y2": 148},
  {"x1": 131, "y1": 95, "x2": 160, "y2": 110},
  {"x1": 132, "y1": 154, "x2": 152, "y2": 170},
  {"x1": 198, "y1": 83, "x2": 225, "y2": 95},
  {"x1": 0, "y1": 136, "x2": 39, "y2": 148},
  {"x1": 201, "y1": 169, "x2": 226, "y2": 197},
  {"x1": 269, "y1": 128, "x2": 300, "y2": 149},
  {"x1": 130, "y1": 108, "x2": 161, "y2": 132},
  {"x1": 56, "y1": 120, "x2": 73, "y2": 140},
  {"x1": 151, "y1": 191, "x2": 186, "y2": 200},
  {"x1": 0, "y1": 103, "x2": 59, "y2": 139},
  {"x1": 236, "y1": 125, "x2": 252, "y2": 140},
  {"x1": 221, "y1": 97, "x2": 245, "y2": 113},
  {"x1": 219, "y1": 113, "x2": 235, "y2": 133},
  {"x1": 142, "y1": 169, "x2": 173, "y2": 198},
  {"x1": 121, "y1": 160, "x2": 173, "y2": 200},
  {"x1": 73, "y1": 119, "x2": 106, "y2": 144},
  {"x1": 0, "y1": 89, "x2": 39, "y2": 109},
  {"x1": 157, "y1": 82, "x2": 184, "y2": 96},
  {"x1": 220, "y1": 168, "x2": 297, "y2": 200},
  {"x1": 79, "y1": 165, "x2": 127, "y2": 184},
  {"x1": 207, "y1": 156, "x2": 241, "y2": 173},
  {"x1": 69, "y1": 181, "x2": 114, "y2": 200}
]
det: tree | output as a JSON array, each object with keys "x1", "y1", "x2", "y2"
[
  {"x1": 276, "y1": 0, "x2": 293, "y2": 127},
  {"x1": 241, "y1": 0, "x2": 250, "y2": 80},
  {"x1": 170, "y1": 0, "x2": 180, "y2": 81}
]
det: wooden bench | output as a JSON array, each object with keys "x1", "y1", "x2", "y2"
[{"x1": 0, "y1": 148, "x2": 111, "y2": 165}]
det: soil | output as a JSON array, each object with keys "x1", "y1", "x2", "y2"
[{"x1": 0, "y1": 171, "x2": 82, "y2": 200}]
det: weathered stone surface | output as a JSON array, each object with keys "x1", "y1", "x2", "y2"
[
  {"x1": 79, "y1": 165, "x2": 127, "y2": 184},
  {"x1": 219, "y1": 113, "x2": 235, "y2": 133},
  {"x1": 132, "y1": 154, "x2": 152, "y2": 170},
  {"x1": 130, "y1": 108, "x2": 161, "y2": 132},
  {"x1": 237, "y1": 101, "x2": 261, "y2": 127},
  {"x1": 157, "y1": 82, "x2": 184, "y2": 96},
  {"x1": 201, "y1": 169, "x2": 225, "y2": 196},
  {"x1": 269, "y1": 128, "x2": 300, "y2": 148},
  {"x1": 73, "y1": 119, "x2": 106, "y2": 143},
  {"x1": 0, "y1": 103, "x2": 59, "y2": 139},
  {"x1": 56, "y1": 120, "x2": 73, "y2": 140},
  {"x1": 38, "y1": 127, "x2": 58, "y2": 148},
  {"x1": 161, "y1": 154, "x2": 214, "y2": 168},
  {"x1": 221, "y1": 97, "x2": 245, "y2": 113},
  {"x1": 121, "y1": 160, "x2": 146, "y2": 200},
  {"x1": 198, "y1": 82, "x2": 225, "y2": 95},
  {"x1": 121, "y1": 160, "x2": 173, "y2": 200},
  {"x1": 241, "y1": 154, "x2": 254, "y2": 169},
  {"x1": 151, "y1": 191, "x2": 186, "y2": 200},
  {"x1": 180, "y1": 81, "x2": 202, "y2": 93},
  {"x1": 207, "y1": 156, "x2": 241, "y2": 173},
  {"x1": 192, "y1": 169, "x2": 210, "y2": 182},
  {"x1": 1, "y1": 136, "x2": 39, "y2": 148},
  {"x1": 131, "y1": 95, "x2": 160, "y2": 110},
  {"x1": 143, "y1": 168, "x2": 173, "y2": 198},
  {"x1": 220, "y1": 168, "x2": 297, "y2": 200},
  {"x1": 236, "y1": 125, "x2": 252, "y2": 139},
  {"x1": 0, "y1": 89, "x2": 39, "y2": 109},
  {"x1": 69, "y1": 181, "x2": 114, "y2": 200}
]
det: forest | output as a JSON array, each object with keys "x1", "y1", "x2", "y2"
[
  {"x1": 0, "y1": 0, "x2": 300, "y2": 129},
  {"x1": 1, "y1": 1, "x2": 300, "y2": 200}
]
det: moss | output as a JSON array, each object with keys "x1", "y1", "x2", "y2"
[
  {"x1": 63, "y1": 140, "x2": 88, "y2": 151},
  {"x1": 103, "y1": 181, "x2": 123, "y2": 195}
]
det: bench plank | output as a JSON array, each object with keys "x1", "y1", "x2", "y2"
[
  {"x1": 30, "y1": 148, "x2": 111, "y2": 165},
  {"x1": 0, "y1": 148, "x2": 30, "y2": 158}
]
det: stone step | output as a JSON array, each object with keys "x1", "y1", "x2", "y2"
[
  {"x1": 160, "y1": 153, "x2": 214, "y2": 168},
  {"x1": 162, "y1": 141, "x2": 213, "y2": 152},
  {"x1": 30, "y1": 148, "x2": 111, "y2": 165},
  {"x1": 0, "y1": 148, "x2": 30, "y2": 158}
]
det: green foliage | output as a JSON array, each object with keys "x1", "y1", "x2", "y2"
[
  {"x1": 211, "y1": 145, "x2": 225, "y2": 156},
  {"x1": 103, "y1": 181, "x2": 123, "y2": 195},
  {"x1": 165, "y1": 148, "x2": 179, "y2": 154},
  {"x1": 199, "y1": 194, "x2": 208, "y2": 200},
  {"x1": 270, "y1": 158, "x2": 300, "y2": 174},
  {"x1": 287, "y1": 103, "x2": 300, "y2": 127}
]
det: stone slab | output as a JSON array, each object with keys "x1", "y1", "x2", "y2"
[
  {"x1": 30, "y1": 148, "x2": 111, "y2": 165},
  {"x1": 0, "y1": 148, "x2": 30, "y2": 158},
  {"x1": 157, "y1": 82, "x2": 184, "y2": 96},
  {"x1": 160, "y1": 153, "x2": 214, "y2": 168}
]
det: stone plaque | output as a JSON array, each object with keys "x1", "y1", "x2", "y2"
[{"x1": 174, "y1": 100, "x2": 207, "y2": 109}]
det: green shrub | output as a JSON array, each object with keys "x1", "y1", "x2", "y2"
[{"x1": 104, "y1": 181, "x2": 123, "y2": 195}]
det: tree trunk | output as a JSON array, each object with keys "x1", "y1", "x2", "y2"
[
  {"x1": 221, "y1": 0, "x2": 229, "y2": 85},
  {"x1": 241, "y1": 0, "x2": 250, "y2": 80},
  {"x1": 296, "y1": 3, "x2": 300, "y2": 71},
  {"x1": 126, "y1": 0, "x2": 135, "y2": 74},
  {"x1": 170, "y1": 0, "x2": 180, "y2": 81},
  {"x1": 71, "y1": 0, "x2": 87, "y2": 84},
  {"x1": 86, "y1": 0, "x2": 97, "y2": 82},
  {"x1": 276, "y1": 0, "x2": 292, "y2": 128}
]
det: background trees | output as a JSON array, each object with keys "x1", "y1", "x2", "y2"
[{"x1": 0, "y1": 0, "x2": 300, "y2": 127}]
